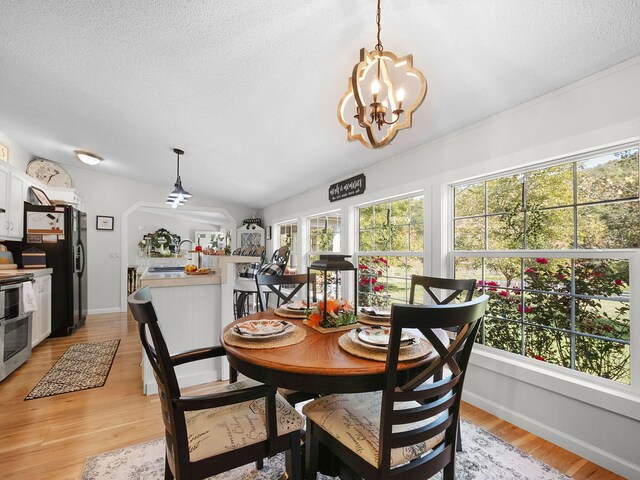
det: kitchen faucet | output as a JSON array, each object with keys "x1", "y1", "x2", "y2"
[{"x1": 177, "y1": 239, "x2": 194, "y2": 263}]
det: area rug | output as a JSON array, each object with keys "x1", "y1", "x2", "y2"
[
  {"x1": 25, "y1": 339, "x2": 120, "y2": 400},
  {"x1": 80, "y1": 419, "x2": 570, "y2": 479}
]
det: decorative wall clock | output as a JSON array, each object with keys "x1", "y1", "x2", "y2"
[{"x1": 26, "y1": 158, "x2": 72, "y2": 187}]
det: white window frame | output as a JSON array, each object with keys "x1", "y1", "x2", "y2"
[
  {"x1": 306, "y1": 209, "x2": 343, "y2": 266},
  {"x1": 355, "y1": 191, "x2": 426, "y2": 306},
  {"x1": 449, "y1": 141, "x2": 640, "y2": 396},
  {"x1": 275, "y1": 219, "x2": 299, "y2": 272}
]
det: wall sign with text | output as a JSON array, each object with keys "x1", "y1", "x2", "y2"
[{"x1": 329, "y1": 174, "x2": 366, "y2": 202}]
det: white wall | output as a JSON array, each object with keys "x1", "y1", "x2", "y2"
[
  {"x1": 261, "y1": 56, "x2": 640, "y2": 477},
  {"x1": 0, "y1": 130, "x2": 31, "y2": 171}
]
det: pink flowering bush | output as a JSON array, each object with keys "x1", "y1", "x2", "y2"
[
  {"x1": 357, "y1": 256, "x2": 390, "y2": 308},
  {"x1": 478, "y1": 258, "x2": 629, "y2": 382}
]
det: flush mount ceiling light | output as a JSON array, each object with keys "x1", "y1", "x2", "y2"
[
  {"x1": 165, "y1": 148, "x2": 191, "y2": 209},
  {"x1": 74, "y1": 150, "x2": 103, "y2": 165},
  {"x1": 338, "y1": 0, "x2": 427, "y2": 149}
]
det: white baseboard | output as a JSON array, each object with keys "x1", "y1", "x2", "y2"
[
  {"x1": 87, "y1": 307, "x2": 122, "y2": 315},
  {"x1": 463, "y1": 390, "x2": 640, "y2": 479}
]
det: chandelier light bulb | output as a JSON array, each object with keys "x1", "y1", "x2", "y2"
[
  {"x1": 371, "y1": 79, "x2": 380, "y2": 95},
  {"x1": 396, "y1": 87, "x2": 405, "y2": 103}
]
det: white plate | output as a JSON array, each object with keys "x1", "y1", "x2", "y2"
[
  {"x1": 282, "y1": 302, "x2": 310, "y2": 311},
  {"x1": 348, "y1": 329, "x2": 416, "y2": 351},
  {"x1": 359, "y1": 307, "x2": 391, "y2": 318},
  {"x1": 234, "y1": 320, "x2": 292, "y2": 337},
  {"x1": 357, "y1": 327, "x2": 412, "y2": 346}
]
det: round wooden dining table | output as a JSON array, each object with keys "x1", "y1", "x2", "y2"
[{"x1": 221, "y1": 311, "x2": 436, "y2": 394}]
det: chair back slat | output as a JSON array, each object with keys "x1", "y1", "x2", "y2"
[
  {"x1": 376, "y1": 295, "x2": 488, "y2": 474},
  {"x1": 393, "y1": 375, "x2": 461, "y2": 403},
  {"x1": 255, "y1": 273, "x2": 316, "y2": 311},
  {"x1": 409, "y1": 275, "x2": 476, "y2": 306},
  {"x1": 391, "y1": 392, "x2": 456, "y2": 425},
  {"x1": 389, "y1": 413, "x2": 453, "y2": 450}
]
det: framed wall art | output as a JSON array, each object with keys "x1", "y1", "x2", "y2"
[{"x1": 96, "y1": 215, "x2": 114, "y2": 231}]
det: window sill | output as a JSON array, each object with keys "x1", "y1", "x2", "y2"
[{"x1": 469, "y1": 345, "x2": 640, "y2": 422}]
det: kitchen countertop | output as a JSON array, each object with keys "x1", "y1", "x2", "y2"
[
  {"x1": 0, "y1": 268, "x2": 53, "y2": 277},
  {"x1": 140, "y1": 268, "x2": 221, "y2": 288}
]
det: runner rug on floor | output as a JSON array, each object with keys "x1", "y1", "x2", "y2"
[
  {"x1": 25, "y1": 339, "x2": 120, "y2": 400},
  {"x1": 80, "y1": 419, "x2": 570, "y2": 480}
]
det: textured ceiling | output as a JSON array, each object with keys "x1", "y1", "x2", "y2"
[{"x1": 1, "y1": 1, "x2": 640, "y2": 209}]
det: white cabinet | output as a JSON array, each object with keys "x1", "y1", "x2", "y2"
[
  {"x1": 31, "y1": 274, "x2": 52, "y2": 348},
  {"x1": 237, "y1": 224, "x2": 264, "y2": 249},
  {"x1": 0, "y1": 164, "x2": 26, "y2": 240}
]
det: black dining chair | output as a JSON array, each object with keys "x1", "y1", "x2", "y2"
[
  {"x1": 303, "y1": 295, "x2": 488, "y2": 480},
  {"x1": 410, "y1": 274, "x2": 477, "y2": 452},
  {"x1": 255, "y1": 273, "x2": 317, "y2": 311},
  {"x1": 128, "y1": 287, "x2": 303, "y2": 480},
  {"x1": 254, "y1": 273, "x2": 318, "y2": 406}
]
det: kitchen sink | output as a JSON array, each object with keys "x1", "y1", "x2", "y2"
[{"x1": 147, "y1": 266, "x2": 186, "y2": 273}]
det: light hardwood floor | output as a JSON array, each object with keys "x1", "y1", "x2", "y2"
[{"x1": 0, "y1": 312, "x2": 623, "y2": 479}]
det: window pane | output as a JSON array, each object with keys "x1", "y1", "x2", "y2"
[
  {"x1": 454, "y1": 257, "x2": 482, "y2": 284},
  {"x1": 374, "y1": 227, "x2": 391, "y2": 251},
  {"x1": 486, "y1": 289, "x2": 521, "y2": 321},
  {"x1": 577, "y1": 148, "x2": 639, "y2": 204},
  {"x1": 574, "y1": 335, "x2": 630, "y2": 384},
  {"x1": 524, "y1": 292, "x2": 571, "y2": 330},
  {"x1": 390, "y1": 198, "x2": 409, "y2": 225},
  {"x1": 359, "y1": 206, "x2": 374, "y2": 229},
  {"x1": 391, "y1": 225, "x2": 409, "y2": 251},
  {"x1": 359, "y1": 229, "x2": 374, "y2": 251},
  {"x1": 487, "y1": 175, "x2": 522, "y2": 214},
  {"x1": 374, "y1": 203, "x2": 389, "y2": 228},
  {"x1": 574, "y1": 259, "x2": 629, "y2": 296},
  {"x1": 309, "y1": 212, "x2": 341, "y2": 252},
  {"x1": 577, "y1": 201, "x2": 640, "y2": 249},
  {"x1": 454, "y1": 217, "x2": 484, "y2": 250},
  {"x1": 523, "y1": 258, "x2": 571, "y2": 293},
  {"x1": 455, "y1": 183, "x2": 484, "y2": 217},
  {"x1": 484, "y1": 318, "x2": 521, "y2": 354},
  {"x1": 575, "y1": 299, "x2": 629, "y2": 340},
  {"x1": 488, "y1": 213, "x2": 524, "y2": 250},
  {"x1": 357, "y1": 255, "x2": 390, "y2": 308},
  {"x1": 527, "y1": 207, "x2": 574, "y2": 249},
  {"x1": 485, "y1": 257, "x2": 521, "y2": 289},
  {"x1": 410, "y1": 196, "x2": 424, "y2": 224},
  {"x1": 527, "y1": 163, "x2": 573, "y2": 208},
  {"x1": 409, "y1": 224, "x2": 424, "y2": 252},
  {"x1": 406, "y1": 256, "x2": 423, "y2": 278},
  {"x1": 524, "y1": 326, "x2": 571, "y2": 368}
]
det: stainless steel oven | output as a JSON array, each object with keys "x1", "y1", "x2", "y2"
[{"x1": 0, "y1": 274, "x2": 34, "y2": 381}]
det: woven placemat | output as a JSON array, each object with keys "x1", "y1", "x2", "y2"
[
  {"x1": 274, "y1": 307, "x2": 307, "y2": 319},
  {"x1": 223, "y1": 326, "x2": 306, "y2": 349},
  {"x1": 338, "y1": 332, "x2": 433, "y2": 362},
  {"x1": 357, "y1": 314, "x2": 391, "y2": 326}
]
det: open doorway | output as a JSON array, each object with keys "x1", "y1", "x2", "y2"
[{"x1": 119, "y1": 202, "x2": 236, "y2": 311}]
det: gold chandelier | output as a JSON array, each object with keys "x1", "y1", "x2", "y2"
[{"x1": 338, "y1": 0, "x2": 427, "y2": 149}]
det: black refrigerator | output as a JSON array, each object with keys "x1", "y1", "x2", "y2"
[{"x1": 7, "y1": 203, "x2": 88, "y2": 337}]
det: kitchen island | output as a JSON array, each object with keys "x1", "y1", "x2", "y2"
[{"x1": 138, "y1": 255, "x2": 260, "y2": 394}]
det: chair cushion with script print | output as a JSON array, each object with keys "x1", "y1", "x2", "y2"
[
  {"x1": 302, "y1": 391, "x2": 444, "y2": 468},
  {"x1": 185, "y1": 378, "x2": 304, "y2": 462}
]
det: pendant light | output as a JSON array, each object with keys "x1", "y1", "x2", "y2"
[
  {"x1": 338, "y1": 0, "x2": 427, "y2": 149},
  {"x1": 165, "y1": 148, "x2": 191, "y2": 208}
]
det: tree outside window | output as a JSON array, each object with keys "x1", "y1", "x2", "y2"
[{"x1": 453, "y1": 145, "x2": 638, "y2": 384}]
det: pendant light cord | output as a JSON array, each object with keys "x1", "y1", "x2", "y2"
[{"x1": 375, "y1": 0, "x2": 383, "y2": 52}]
